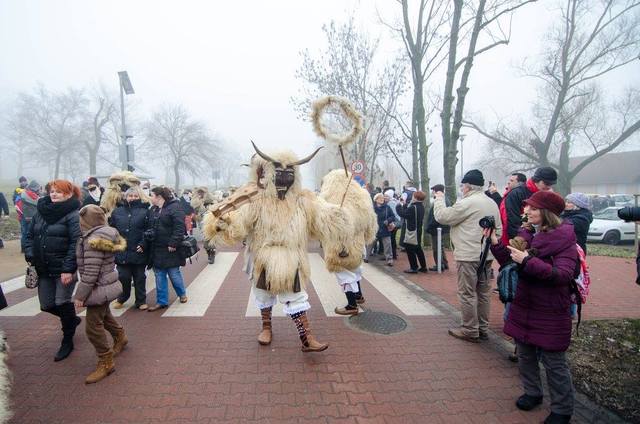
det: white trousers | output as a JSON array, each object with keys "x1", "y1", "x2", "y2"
[{"x1": 252, "y1": 285, "x2": 310, "y2": 315}]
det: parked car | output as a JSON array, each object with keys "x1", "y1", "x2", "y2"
[
  {"x1": 587, "y1": 207, "x2": 638, "y2": 245},
  {"x1": 611, "y1": 194, "x2": 635, "y2": 207}
]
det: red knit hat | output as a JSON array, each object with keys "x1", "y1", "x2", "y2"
[{"x1": 524, "y1": 191, "x2": 565, "y2": 215}]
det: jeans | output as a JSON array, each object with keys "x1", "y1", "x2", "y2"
[
  {"x1": 117, "y1": 264, "x2": 147, "y2": 306},
  {"x1": 153, "y1": 267, "x2": 187, "y2": 306},
  {"x1": 516, "y1": 341, "x2": 574, "y2": 416},
  {"x1": 38, "y1": 276, "x2": 77, "y2": 311},
  {"x1": 20, "y1": 219, "x2": 29, "y2": 252}
]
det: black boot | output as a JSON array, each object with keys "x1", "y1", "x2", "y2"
[
  {"x1": 54, "y1": 303, "x2": 80, "y2": 362},
  {"x1": 544, "y1": 412, "x2": 571, "y2": 423},
  {"x1": 206, "y1": 248, "x2": 215, "y2": 264},
  {"x1": 516, "y1": 394, "x2": 543, "y2": 411},
  {"x1": 355, "y1": 281, "x2": 365, "y2": 304}
]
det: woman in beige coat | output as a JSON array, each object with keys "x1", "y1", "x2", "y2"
[{"x1": 73, "y1": 204, "x2": 128, "y2": 384}]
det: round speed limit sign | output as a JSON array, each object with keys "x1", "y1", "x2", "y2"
[{"x1": 350, "y1": 160, "x2": 365, "y2": 175}]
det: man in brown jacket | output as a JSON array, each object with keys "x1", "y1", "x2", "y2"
[{"x1": 74, "y1": 205, "x2": 128, "y2": 384}]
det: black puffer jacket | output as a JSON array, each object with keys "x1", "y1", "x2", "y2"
[
  {"x1": 149, "y1": 198, "x2": 186, "y2": 269},
  {"x1": 24, "y1": 196, "x2": 82, "y2": 277},
  {"x1": 561, "y1": 208, "x2": 593, "y2": 254},
  {"x1": 109, "y1": 200, "x2": 151, "y2": 265},
  {"x1": 396, "y1": 201, "x2": 425, "y2": 246}
]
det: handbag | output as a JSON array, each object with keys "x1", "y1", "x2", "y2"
[
  {"x1": 25, "y1": 265, "x2": 39, "y2": 289},
  {"x1": 403, "y1": 205, "x2": 419, "y2": 246},
  {"x1": 178, "y1": 235, "x2": 200, "y2": 262}
]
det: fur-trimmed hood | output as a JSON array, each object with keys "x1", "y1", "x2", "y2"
[{"x1": 83, "y1": 225, "x2": 127, "y2": 253}]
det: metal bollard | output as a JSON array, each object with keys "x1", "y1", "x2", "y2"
[{"x1": 437, "y1": 227, "x2": 442, "y2": 274}]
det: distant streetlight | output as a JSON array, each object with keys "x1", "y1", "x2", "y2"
[
  {"x1": 459, "y1": 133, "x2": 466, "y2": 176},
  {"x1": 118, "y1": 71, "x2": 135, "y2": 171}
]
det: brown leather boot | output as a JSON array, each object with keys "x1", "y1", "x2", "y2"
[
  {"x1": 291, "y1": 311, "x2": 328, "y2": 352},
  {"x1": 85, "y1": 351, "x2": 115, "y2": 384},
  {"x1": 112, "y1": 328, "x2": 128, "y2": 356},
  {"x1": 257, "y1": 307, "x2": 272, "y2": 345}
]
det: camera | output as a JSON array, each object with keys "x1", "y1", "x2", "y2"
[
  {"x1": 618, "y1": 206, "x2": 640, "y2": 222},
  {"x1": 479, "y1": 215, "x2": 496, "y2": 229},
  {"x1": 143, "y1": 228, "x2": 156, "y2": 241}
]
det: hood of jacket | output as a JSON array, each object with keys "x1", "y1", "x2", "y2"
[{"x1": 85, "y1": 225, "x2": 127, "y2": 253}]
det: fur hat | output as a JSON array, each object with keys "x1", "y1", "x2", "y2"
[
  {"x1": 79, "y1": 205, "x2": 107, "y2": 232},
  {"x1": 524, "y1": 191, "x2": 565, "y2": 215}
]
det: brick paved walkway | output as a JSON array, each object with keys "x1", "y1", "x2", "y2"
[{"x1": 1, "y1": 244, "x2": 635, "y2": 423}]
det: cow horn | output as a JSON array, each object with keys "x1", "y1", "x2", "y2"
[
  {"x1": 290, "y1": 147, "x2": 324, "y2": 166},
  {"x1": 250, "y1": 140, "x2": 277, "y2": 163}
]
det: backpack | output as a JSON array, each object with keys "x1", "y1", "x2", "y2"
[
  {"x1": 497, "y1": 262, "x2": 519, "y2": 304},
  {"x1": 569, "y1": 244, "x2": 590, "y2": 334},
  {"x1": 21, "y1": 193, "x2": 38, "y2": 222}
]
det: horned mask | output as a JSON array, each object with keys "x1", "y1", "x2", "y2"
[{"x1": 251, "y1": 141, "x2": 322, "y2": 200}]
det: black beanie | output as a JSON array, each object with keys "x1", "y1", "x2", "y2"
[
  {"x1": 461, "y1": 169, "x2": 484, "y2": 186},
  {"x1": 533, "y1": 167, "x2": 557, "y2": 185}
]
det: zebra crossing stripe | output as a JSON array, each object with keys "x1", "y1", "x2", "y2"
[
  {"x1": 307, "y1": 253, "x2": 362, "y2": 317},
  {"x1": 162, "y1": 252, "x2": 239, "y2": 317},
  {"x1": 1, "y1": 276, "x2": 25, "y2": 295},
  {"x1": 361, "y1": 263, "x2": 441, "y2": 316},
  {"x1": 0, "y1": 295, "x2": 41, "y2": 317}
]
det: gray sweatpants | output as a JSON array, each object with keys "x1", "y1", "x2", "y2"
[
  {"x1": 516, "y1": 341, "x2": 574, "y2": 416},
  {"x1": 38, "y1": 276, "x2": 76, "y2": 311}
]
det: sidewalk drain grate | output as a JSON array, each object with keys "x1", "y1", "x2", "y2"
[{"x1": 347, "y1": 311, "x2": 407, "y2": 335}]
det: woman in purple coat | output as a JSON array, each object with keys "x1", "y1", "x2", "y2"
[{"x1": 485, "y1": 191, "x2": 577, "y2": 424}]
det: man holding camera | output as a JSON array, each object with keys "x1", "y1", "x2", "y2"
[
  {"x1": 434, "y1": 170, "x2": 502, "y2": 343},
  {"x1": 617, "y1": 206, "x2": 640, "y2": 285}
]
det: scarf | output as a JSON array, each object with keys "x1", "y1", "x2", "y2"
[
  {"x1": 89, "y1": 189, "x2": 101, "y2": 203},
  {"x1": 37, "y1": 196, "x2": 81, "y2": 225}
]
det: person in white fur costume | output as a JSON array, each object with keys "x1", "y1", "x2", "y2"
[
  {"x1": 204, "y1": 143, "x2": 353, "y2": 352},
  {"x1": 318, "y1": 169, "x2": 377, "y2": 315}
]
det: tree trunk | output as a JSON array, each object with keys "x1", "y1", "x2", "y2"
[
  {"x1": 441, "y1": 0, "x2": 464, "y2": 205},
  {"x1": 54, "y1": 152, "x2": 62, "y2": 179},
  {"x1": 89, "y1": 148, "x2": 97, "y2": 175},
  {"x1": 411, "y1": 99, "x2": 419, "y2": 183},
  {"x1": 173, "y1": 162, "x2": 181, "y2": 193},
  {"x1": 556, "y1": 139, "x2": 571, "y2": 196}
]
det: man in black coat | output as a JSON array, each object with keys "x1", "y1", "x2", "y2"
[
  {"x1": 502, "y1": 167, "x2": 557, "y2": 243},
  {"x1": 426, "y1": 185, "x2": 450, "y2": 271}
]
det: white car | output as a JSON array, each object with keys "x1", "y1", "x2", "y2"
[
  {"x1": 611, "y1": 194, "x2": 635, "y2": 207},
  {"x1": 587, "y1": 207, "x2": 637, "y2": 245}
]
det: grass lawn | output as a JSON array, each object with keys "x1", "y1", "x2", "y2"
[
  {"x1": 587, "y1": 243, "x2": 637, "y2": 258},
  {"x1": 0, "y1": 180, "x2": 20, "y2": 241},
  {"x1": 568, "y1": 319, "x2": 640, "y2": 423}
]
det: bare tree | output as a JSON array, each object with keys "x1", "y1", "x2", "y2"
[
  {"x1": 470, "y1": 0, "x2": 640, "y2": 194},
  {"x1": 380, "y1": 0, "x2": 451, "y2": 194},
  {"x1": 6, "y1": 85, "x2": 87, "y2": 179},
  {"x1": 292, "y1": 18, "x2": 409, "y2": 183},
  {"x1": 440, "y1": 0, "x2": 536, "y2": 203},
  {"x1": 145, "y1": 104, "x2": 218, "y2": 192},
  {"x1": 83, "y1": 86, "x2": 116, "y2": 175}
]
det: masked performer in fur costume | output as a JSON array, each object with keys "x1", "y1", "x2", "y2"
[
  {"x1": 191, "y1": 187, "x2": 217, "y2": 264},
  {"x1": 100, "y1": 171, "x2": 147, "y2": 217},
  {"x1": 319, "y1": 169, "x2": 377, "y2": 315},
  {"x1": 203, "y1": 144, "x2": 353, "y2": 352}
]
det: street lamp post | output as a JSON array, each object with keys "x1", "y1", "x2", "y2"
[{"x1": 118, "y1": 71, "x2": 135, "y2": 171}]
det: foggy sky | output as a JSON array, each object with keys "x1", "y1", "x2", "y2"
[{"x1": 0, "y1": 0, "x2": 637, "y2": 184}]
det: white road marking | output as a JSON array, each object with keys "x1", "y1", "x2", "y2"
[
  {"x1": 0, "y1": 295, "x2": 41, "y2": 316},
  {"x1": 162, "y1": 252, "x2": 239, "y2": 317},
  {"x1": 361, "y1": 263, "x2": 441, "y2": 316},
  {"x1": 308, "y1": 253, "x2": 362, "y2": 317},
  {"x1": 1, "y1": 276, "x2": 25, "y2": 295}
]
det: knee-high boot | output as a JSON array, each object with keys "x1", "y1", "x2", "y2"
[
  {"x1": 290, "y1": 311, "x2": 328, "y2": 352},
  {"x1": 54, "y1": 302, "x2": 81, "y2": 362},
  {"x1": 257, "y1": 307, "x2": 272, "y2": 345}
]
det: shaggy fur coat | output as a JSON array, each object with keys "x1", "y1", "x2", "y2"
[{"x1": 204, "y1": 151, "x2": 351, "y2": 294}]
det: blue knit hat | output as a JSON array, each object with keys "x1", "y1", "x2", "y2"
[{"x1": 566, "y1": 193, "x2": 592, "y2": 211}]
